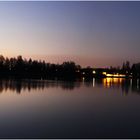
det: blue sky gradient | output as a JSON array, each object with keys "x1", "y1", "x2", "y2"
[{"x1": 0, "y1": 1, "x2": 140, "y2": 67}]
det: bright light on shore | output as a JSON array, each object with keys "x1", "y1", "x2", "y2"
[
  {"x1": 93, "y1": 70, "x2": 96, "y2": 74},
  {"x1": 102, "y1": 72, "x2": 107, "y2": 75},
  {"x1": 106, "y1": 73, "x2": 126, "y2": 77}
]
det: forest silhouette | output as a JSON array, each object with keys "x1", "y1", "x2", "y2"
[
  {"x1": 0, "y1": 55, "x2": 140, "y2": 79},
  {"x1": 0, "y1": 55, "x2": 81, "y2": 79}
]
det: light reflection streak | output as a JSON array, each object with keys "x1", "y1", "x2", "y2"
[
  {"x1": 130, "y1": 79, "x2": 132, "y2": 87},
  {"x1": 103, "y1": 78, "x2": 123, "y2": 88},
  {"x1": 82, "y1": 77, "x2": 85, "y2": 84},
  {"x1": 137, "y1": 79, "x2": 139, "y2": 89},
  {"x1": 93, "y1": 78, "x2": 95, "y2": 87}
]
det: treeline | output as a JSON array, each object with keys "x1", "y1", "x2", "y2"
[
  {"x1": 108, "y1": 61, "x2": 140, "y2": 78},
  {"x1": 0, "y1": 55, "x2": 140, "y2": 79},
  {"x1": 0, "y1": 55, "x2": 81, "y2": 79}
]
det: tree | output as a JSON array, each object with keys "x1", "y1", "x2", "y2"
[{"x1": 122, "y1": 61, "x2": 130, "y2": 74}]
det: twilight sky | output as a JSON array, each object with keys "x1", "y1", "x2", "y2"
[{"x1": 0, "y1": 1, "x2": 140, "y2": 67}]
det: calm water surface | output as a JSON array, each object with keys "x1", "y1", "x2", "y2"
[{"x1": 0, "y1": 78, "x2": 140, "y2": 138}]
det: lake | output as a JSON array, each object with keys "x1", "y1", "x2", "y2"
[{"x1": 0, "y1": 78, "x2": 140, "y2": 138}]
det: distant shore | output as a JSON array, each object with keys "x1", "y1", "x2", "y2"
[{"x1": 0, "y1": 55, "x2": 139, "y2": 79}]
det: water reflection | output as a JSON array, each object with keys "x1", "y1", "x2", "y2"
[
  {"x1": 100, "y1": 78, "x2": 140, "y2": 95},
  {"x1": 0, "y1": 78, "x2": 139, "y2": 94},
  {"x1": 0, "y1": 79, "x2": 81, "y2": 94},
  {"x1": 103, "y1": 78, "x2": 123, "y2": 88}
]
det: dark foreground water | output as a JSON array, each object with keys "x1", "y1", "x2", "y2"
[{"x1": 0, "y1": 78, "x2": 140, "y2": 138}]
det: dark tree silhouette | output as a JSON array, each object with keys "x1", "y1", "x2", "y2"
[
  {"x1": 0, "y1": 55, "x2": 81, "y2": 79},
  {"x1": 0, "y1": 55, "x2": 139, "y2": 79}
]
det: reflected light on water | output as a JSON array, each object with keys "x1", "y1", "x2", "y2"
[
  {"x1": 0, "y1": 78, "x2": 139, "y2": 95},
  {"x1": 130, "y1": 79, "x2": 132, "y2": 87},
  {"x1": 82, "y1": 77, "x2": 85, "y2": 84},
  {"x1": 103, "y1": 78, "x2": 123, "y2": 88},
  {"x1": 137, "y1": 79, "x2": 139, "y2": 89},
  {"x1": 93, "y1": 78, "x2": 95, "y2": 87}
]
